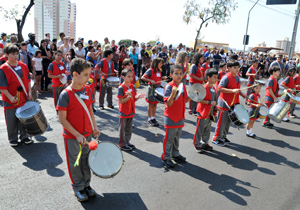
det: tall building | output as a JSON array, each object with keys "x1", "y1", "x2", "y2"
[
  {"x1": 70, "y1": 3, "x2": 76, "y2": 38},
  {"x1": 257, "y1": 42, "x2": 266, "y2": 47},
  {"x1": 34, "y1": 0, "x2": 76, "y2": 42},
  {"x1": 275, "y1": 37, "x2": 291, "y2": 53}
]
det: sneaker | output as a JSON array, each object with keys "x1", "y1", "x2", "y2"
[
  {"x1": 195, "y1": 146, "x2": 203, "y2": 153},
  {"x1": 100, "y1": 106, "x2": 104, "y2": 110},
  {"x1": 282, "y1": 117, "x2": 290, "y2": 122},
  {"x1": 162, "y1": 159, "x2": 175, "y2": 168},
  {"x1": 152, "y1": 119, "x2": 159, "y2": 127},
  {"x1": 73, "y1": 190, "x2": 89, "y2": 202},
  {"x1": 203, "y1": 144, "x2": 213, "y2": 151},
  {"x1": 147, "y1": 119, "x2": 155, "y2": 126},
  {"x1": 120, "y1": 145, "x2": 132, "y2": 151},
  {"x1": 22, "y1": 138, "x2": 33, "y2": 145},
  {"x1": 128, "y1": 143, "x2": 136, "y2": 149},
  {"x1": 173, "y1": 155, "x2": 186, "y2": 163},
  {"x1": 289, "y1": 114, "x2": 296, "y2": 118},
  {"x1": 107, "y1": 105, "x2": 114, "y2": 109},
  {"x1": 84, "y1": 186, "x2": 96, "y2": 197},
  {"x1": 212, "y1": 140, "x2": 225, "y2": 147},
  {"x1": 246, "y1": 133, "x2": 256, "y2": 138},
  {"x1": 262, "y1": 122, "x2": 273, "y2": 129},
  {"x1": 9, "y1": 139, "x2": 18, "y2": 147},
  {"x1": 223, "y1": 138, "x2": 230, "y2": 145}
]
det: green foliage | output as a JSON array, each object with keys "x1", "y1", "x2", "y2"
[
  {"x1": 118, "y1": 39, "x2": 133, "y2": 47},
  {"x1": 148, "y1": 40, "x2": 156, "y2": 46},
  {"x1": 0, "y1": 4, "x2": 27, "y2": 21}
]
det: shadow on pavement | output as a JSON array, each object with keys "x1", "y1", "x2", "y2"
[
  {"x1": 81, "y1": 192, "x2": 147, "y2": 210},
  {"x1": 174, "y1": 162, "x2": 254, "y2": 206},
  {"x1": 13, "y1": 142, "x2": 65, "y2": 177},
  {"x1": 127, "y1": 148, "x2": 163, "y2": 169},
  {"x1": 206, "y1": 150, "x2": 276, "y2": 175},
  {"x1": 273, "y1": 126, "x2": 300, "y2": 138},
  {"x1": 255, "y1": 136, "x2": 300, "y2": 151},
  {"x1": 228, "y1": 143, "x2": 300, "y2": 169}
]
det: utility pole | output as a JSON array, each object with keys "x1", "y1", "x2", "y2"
[
  {"x1": 243, "y1": 0, "x2": 260, "y2": 54},
  {"x1": 288, "y1": 0, "x2": 300, "y2": 59}
]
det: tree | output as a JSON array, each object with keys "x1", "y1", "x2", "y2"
[
  {"x1": 148, "y1": 40, "x2": 156, "y2": 46},
  {"x1": 118, "y1": 39, "x2": 133, "y2": 47},
  {"x1": 183, "y1": 0, "x2": 237, "y2": 52},
  {"x1": 0, "y1": 0, "x2": 35, "y2": 43}
]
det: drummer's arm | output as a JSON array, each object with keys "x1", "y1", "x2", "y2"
[
  {"x1": 166, "y1": 87, "x2": 178, "y2": 107},
  {"x1": 268, "y1": 88, "x2": 277, "y2": 99},
  {"x1": 141, "y1": 76, "x2": 155, "y2": 84},
  {"x1": 48, "y1": 72, "x2": 62, "y2": 79},
  {"x1": 1, "y1": 90, "x2": 17, "y2": 103},
  {"x1": 246, "y1": 72, "x2": 255, "y2": 77},
  {"x1": 186, "y1": 96, "x2": 191, "y2": 103},
  {"x1": 218, "y1": 87, "x2": 239, "y2": 94},
  {"x1": 90, "y1": 104, "x2": 100, "y2": 137},
  {"x1": 190, "y1": 75, "x2": 204, "y2": 81}
]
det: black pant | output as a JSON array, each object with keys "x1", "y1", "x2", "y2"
[{"x1": 41, "y1": 62, "x2": 51, "y2": 90}]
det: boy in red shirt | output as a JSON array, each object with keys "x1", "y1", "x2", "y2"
[
  {"x1": 117, "y1": 69, "x2": 145, "y2": 151},
  {"x1": 0, "y1": 44, "x2": 32, "y2": 146},
  {"x1": 246, "y1": 59, "x2": 258, "y2": 98},
  {"x1": 290, "y1": 68, "x2": 300, "y2": 118},
  {"x1": 212, "y1": 60, "x2": 246, "y2": 146},
  {"x1": 201, "y1": 57, "x2": 211, "y2": 83},
  {"x1": 161, "y1": 64, "x2": 191, "y2": 168},
  {"x1": 48, "y1": 50, "x2": 66, "y2": 108},
  {"x1": 216, "y1": 62, "x2": 227, "y2": 99},
  {"x1": 263, "y1": 66, "x2": 281, "y2": 128},
  {"x1": 57, "y1": 58, "x2": 100, "y2": 202},
  {"x1": 193, "y1": 68, "x2": 221, "y2": 153}
]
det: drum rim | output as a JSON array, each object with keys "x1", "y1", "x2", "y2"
[
  {"x1": 15, "y1": 101, "x2": 41, "y2": 119},
  {"x1": 233, "y1": 104, "x2": 249, "y2": 124},
  {"x1": 259, "y1": 106, "x2": 269, "y2": 116},
  {"x1": 88, "y1": 141, "x2": 123, "y2": 179}
]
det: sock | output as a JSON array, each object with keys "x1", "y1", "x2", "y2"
[
  {"x1": 151, "y1": 117, "x2": 155, "y2": 120},
  {"x1": 247, "y1": 129, "x2": 251, "y2": 134},
  {"x1": 250, "y1": 128, "x2": 252, "y2": 134},
  {"x1": 148, "y1": 118, "x2": 151, "y2": 121}
]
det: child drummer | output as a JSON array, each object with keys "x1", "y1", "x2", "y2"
[
  {"x1": 161, "y1": 64, "x2": 191, "y2": 168},
  {"x1": 290, "y1": 68, "x2": 300, "y2": 118},
  {"x1": 212, "y1": 60, "x2": 246, "y2": 146},
  {"x1": 193, "y1": 68, "x2": 221, "y2": 153},
  {"x1": 57, "y1": 58, "x2": 100, "y2": 202},
  {"x1": 246, "y1": 59, "x2": 258, "y2": 98},
  {"x1": 117, "y1": 69, "x2": 145, "y2": 151},
  {"x1": 0, "y1": 44, "x2": 32, "y2": 146},
  {"x1": 263, "y1": 66, "x2": 281, "y2": 128}
]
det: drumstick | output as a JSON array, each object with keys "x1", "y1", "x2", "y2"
[{"x1": 240, "y1": 83, "x2": 259, "y2": 91}]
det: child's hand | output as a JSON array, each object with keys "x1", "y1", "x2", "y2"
[
  {"x1": 137, "y1": 93, "x2": 146, "y2": 99},
  {"x1": 150, "y1": 80, "x2": 156, "y2": 84},
  {"x1": 211, "y1": 101, "x2": 217, "y2": 106},
  {"x1": 58, "y1": 74, "x2": 63, "y2": 79},
  {"x1": 171, "y1": 86, "x2": 178, "y2": 94},
  {"x1": 65, "y1": 71, "x2": 71, "y2": 76},
  {"x1": 216, "y1": 107, "x2": 223, "y2": 112},
  {"x1": 232, "y1": 89, "x2": 240, "y2": 94},
  {"x1": 93, "y1": 128, "x2": 101, "y2": 139},
  {"x1": 10, "y1": 96, "x2": 18, "y2": 103},
  {"x1": 27, "y1": 92, "x2": 32, "y2": 101},
  {"x1": 126, "y1": 91, "x2": 132, "y2": 98},
  {"x1": 256, "y1": 104, "x2": 261, "y2": 108},
  {"x1": 76, "y1": 134, "x2": 86, "y2": 146}
]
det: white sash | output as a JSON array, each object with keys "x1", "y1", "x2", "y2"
[{"x1": 5, "y1": 63, "x2": 28, "y2": 96}]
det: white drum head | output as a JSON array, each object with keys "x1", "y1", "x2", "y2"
[
  {"x1": 161, "y1": 81, "x2": 168, "y2": 88},
  {"x1": 234, "y1": 104, "x2": 249, "y2": 124},
  {"x1": 88, "y1": 142, "x2": 123, "y2": 178},
  {"x1": 31, "y1": 80, "x2": 35, "y2": 88},
  {"x1": 259, "y1": 106, "x2": 269, "y2": 116},
  {"x1": 155, "y1": 87, "x2": 164, "y2": 96},
  {"x1": 60, "y1": 74, "x2": 67, "y2": 84},
  {"x1": 15, "y1": 101, "x2": 40, "y2": 119},
  {"x1": 278, "y1": 78, "x2": 284, "y2": 90},
  {"x1": 107, "y1": 77, "x2": 119, "y2": 82}
]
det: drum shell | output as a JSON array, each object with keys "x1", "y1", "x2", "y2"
[
  {"x1": 268, "y1": 101, "x2": 290, "y2": 123},
  {"x1": 153, "y1": 87, "x2": 164, "y2": 103},
  {"x1": 88, "y1": 142, "x2": 123, "y2": 178},
  {"x1": 16, "y1": 102, "x2": 49, "y2": 136},
  {"x1": 290, "y1": 96, "x2": 300, "y2": 104},
  {"x1": 259, "y1": 106, "x2": 269, "y2": 119},
  {"x1": 228, "y1": 104, "x2": 249, "y2": 127},
  {"x1": 106, "y1": 77, "x2": 119, "y2": 87},
  {"x1": 31, "y1": 81, "x2": 37, "y2": 101}
]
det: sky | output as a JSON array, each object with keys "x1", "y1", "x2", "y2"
[{"x1": 0, "y1": 0, "x2": 300, "y2": 51}]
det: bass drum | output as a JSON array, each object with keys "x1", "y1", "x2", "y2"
[
  {"x1": 88, "y1": 142, "x2": 123, "y2": 178},
  {"x1": 268, "y1": 100, "x2": 290, "y2": 123},
  {"x1": 15, "y1": 101, "x2": 49, "y2": 136}
]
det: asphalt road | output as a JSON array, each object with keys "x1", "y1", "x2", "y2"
[{"x1": 0, "y1": 79, "x2": 300, "y2": 210}]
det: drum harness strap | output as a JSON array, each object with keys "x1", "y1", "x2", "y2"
[{"x1": 66, "y1": 86, "x2": 96, "y2": 167}]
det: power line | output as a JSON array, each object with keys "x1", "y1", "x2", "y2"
[{"x1": 246, "y1": 0, "x2": 295, "y2": 18}]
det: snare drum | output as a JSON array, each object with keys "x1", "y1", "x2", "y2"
[
  {"x1": 228, "y1": 104, "x2": 249, "y2": 127},
  {"x1": 31, "y1": 80, "x2": 37, "y2": 101},
  {"x1": 290, "y1": 95, "x2": 300, "y2": 104},
  {"x1": 153, "y1": 87, "x2": 164, "y2": 103},
  {"x1": 106, "y1": 77, "x2": 119, "y2": 87},
  {"x1": 268, "y1": 100, "x2": 290, "y2": 123},
  {"x1": 259, "y1": 106, "x2": 269, "y2": 119},
  {"x1": 88, "y1": 142, "x2": 123, "y2": 178},
  {"x1": 15, "y1": 101, "x2": 49, "y2": 136},
  {"x1": 60, "y1": 73, "x2": 67, "y2": 85}
]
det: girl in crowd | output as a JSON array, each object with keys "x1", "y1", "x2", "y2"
[
  {"x1": 175, "y1": 51, "x2": 188, "y2": 84},
  {"x1": 75, "y1": 41, "x2": 85, "y2": 59},
  {"x1": 32, "y1": 50, "x2": 43, "y2": 93},
  {"x1": 86, "y1": 46, "x2": 101, "y2": 65},
  {"x1": 118, "y1": 45, "x2": 128, "y2": 75}
]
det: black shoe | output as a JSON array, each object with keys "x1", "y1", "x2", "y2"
[
  {"x1": 195, "y1": 146, "x2": 203, "y2": 153},
  {"x1": 203, "y1": 144, "x2": 213, "y2": 151},
  {"x1": 262, "y1": 122, "x2": 273, "y2": 129},
  {"x1": 173, "y1": 155, "x2": 186, "y2": 163},
  {"x1": 107, "y1": 105, "x2": 114, "y2": 109},
  {"x1": 84, "y1": 186, "x2": 96, "y2": 197},
  {"x1": 147, "y1": 119, "x2": 155, "y2": 126},
  {"x1": 223, "y1": 138, "x2": 230, "y2": 145},
  {"x1": 121, "y1": 145, "x2": 132, "y2": 151},
  {"x1": 9, "y1": 139, "x2": 18, "y2": 147},
  {"x1": 246, "y1": 133, "x2": 256, "y2": 138},
  {"x1": 128, "y1": 143, "x2": 136, "y2": 149},
  {"x1": 152, "y1": 119, "x2": 159, "y2": 127},
  {"x1": 162, "y1": 159, "x2": 175, "y2": 168},
  {"x1": 22, "y1": 138, "x2": 33, "y2": 145},
  {"x1": 100, "y1": 106, "x2": 104, "y2": 110},
  {"x1": 73, "y1": 190, "x2": 89, "y2": 202},
  {"x1": 212, "y1": 140, "x2": 225, "y2": 147}
]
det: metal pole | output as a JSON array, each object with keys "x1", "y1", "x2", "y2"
[
  {"x1": 243, "y1": 0, "x2": 260, "y2": 54},
  {"x1": 288, "y1": 0, "x2": 300, "y2": 59}
]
